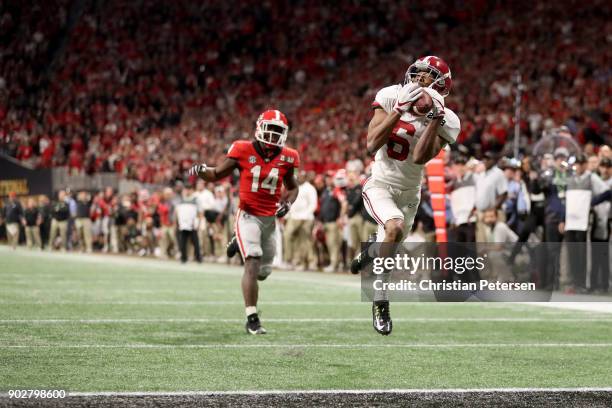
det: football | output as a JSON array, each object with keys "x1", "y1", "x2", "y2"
[{"x1": 412, "y1": 91, "x2": 433, "y2": 116}]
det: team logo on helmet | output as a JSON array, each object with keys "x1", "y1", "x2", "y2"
[{"x1": 405, "y1": 56, "x2": 452, "y2": 97}]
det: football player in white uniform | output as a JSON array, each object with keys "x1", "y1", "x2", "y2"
[{"x1": 351, "y1": 56, "x2": 461, "y2": 335}]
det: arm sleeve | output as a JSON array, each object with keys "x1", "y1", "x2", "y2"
[
  {"x1": 292, "y1": 151, "x2": 300, "y2": 169},
  {"x1": 226, "y1": 142, "x2": 242, "y2": 160},
  {"x1": 497, "y1": 171, "x2": 509, "y2": 195},
  {"x1": 591, "y1": 189, "x2": 612, "y2": 206},
  {"x1": 591, "y1": 173, "x2": 608, "y2": 195},
  {"x1": 307, "y1": 185, "x2": 318, "y2": 214},
  {"x1": 372, "y1": 86, "x2": 398, "y2": 113},
  {"x1": 437, "y1": 109, "x2": 461, "y2": 144}
]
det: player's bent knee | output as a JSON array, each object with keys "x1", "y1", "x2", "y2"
[
  {"x1": 244, "y1": 256, "x2": 262, "y2": 275},
  {"x1": 384, "y1": 219, "x2": 405, "y2": 242},
  {"x1": 258, "y1": 265, "x2": 272, "y2": 281}
]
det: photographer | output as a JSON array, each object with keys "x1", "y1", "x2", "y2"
[
  {"x1": 562, "y1": 154, "x2": 608, "y2": 293},
  {"x1": 530, "y1": 148, "x2": 570, "y2": 290},
  {"x1": 508, "y1": 156, "x2": 547, "y2": 265}
]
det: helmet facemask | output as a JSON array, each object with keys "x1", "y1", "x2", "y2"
[
  {"x1": 404, "y1": 61, "x2": 451, "y2": 96},
  {"x1": 255, "y1": 121, "x2": 288, "y2": 147}
]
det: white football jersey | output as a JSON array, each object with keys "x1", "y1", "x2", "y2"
[{"x1": 370, "y1": 84, "x2": 460, "y2": 190}]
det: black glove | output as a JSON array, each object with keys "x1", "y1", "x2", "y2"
[{"x1": 275, "y1": 201, "x2": 291, "y2": 218}]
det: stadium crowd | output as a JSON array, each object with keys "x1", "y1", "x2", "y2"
[
  {"x1": 1, "y1": 0, "x2": 610, "y2": 182},
  {"x1": 2, "y1": 144, "x2": 612, "y2": 293},
  {"x1": 1, "y1": 0, "x2": 611, "y2": 294}
]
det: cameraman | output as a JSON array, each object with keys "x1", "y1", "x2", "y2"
[
  {"x1": 508, "y1": 156, "x2": 546, "y2": 265},
  {"x1": 531, "y1": 148, "x2": 569, "y2": 290}
]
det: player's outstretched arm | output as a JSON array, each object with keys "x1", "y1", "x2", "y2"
[
  {"x1": 188, "y1": 158, "x2": 238, "y2": 182},
  {"x1": 412, "y1": 117, "x2": 446, "y2": 165},
  {"x1": 367, "y1": 84, "x2": 422, "y2": 155},
  {"x1": 366, "y1": 109, "x2": 402, "y2": 155}
]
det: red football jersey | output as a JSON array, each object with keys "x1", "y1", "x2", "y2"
[{"x1": 227, "y1": 140, "x2": 300, "y2": 216}]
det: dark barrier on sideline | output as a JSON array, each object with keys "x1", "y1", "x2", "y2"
[{"x1": 0, "y1": 154, "x2": 53, "y2": 198}]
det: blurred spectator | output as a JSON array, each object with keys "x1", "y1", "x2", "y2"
[
  {"x1": 90, "y1": 191, "x2": 110, "y2": 252},
  {"x1": 591, "y1": 158, "x2": 612, "y2": 293},
  {"x1": 158, "y1": 187, "x2": 177, "y2": 259},
  {"x1": 38, "y1": 195, "x2": 52, "y2": 249},
  {"x1": 318, "y1": 171, "x2": 347, "y2": 272},
  {"x1": 475, "y1": 151, "x2": 508, "y2": 241},
  {"x1": 195, "y1": 181, "x2": 215, "y2": 259},
  {"x1": 2, "y1": 192, "x2": 24, "y2": 249},
  {"x1": 534, "y1": 147, "x2": 569, "y2": 289},
  {"x1": 481, "y1": 208, "x2": 518, "y2": 282},
  {"x1": 175, "y1": 185, "x2": 201, "y2": 264},
  {"x1": 49, "y1": 190, "x2": 70, "y2": 251},
  {"x1": 285, "y1": 170, "x2": 318, "y2": 269},
  {"x1": 449, "y1": 156, "x2": 477, "y2": 242},
  {"x1": 23, "y1": 198, "x2": 41, "y2": 249},
  {"x1": 563, "y1": 154, "x2": 607, "y2": 293},
  {"x1": 509, "y1": 156, "x2": 547, "y2": 264},
  {"x1": 345, "y1": 171, "x2": 365, "y2": 260},
  {"x1": 75, "y1": 191, "x2": 93, "y2": 253},
  {"x1": 501, "y1": 159, "x2": 530, "y2": 232},
  {"x1": 66, "y1": 190, "x2": 77, "y2": 250},
  {"x1": 210, "y1": 185, "x2": 230, "y2": 260}
]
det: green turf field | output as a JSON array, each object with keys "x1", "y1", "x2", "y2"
[{"x1": 1, "y1": 246, "x2": 612, "y2": 393}]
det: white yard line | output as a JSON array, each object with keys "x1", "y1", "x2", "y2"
[
  {"x1": 2, "y1": 388, "x2": 612, "y2": 398},
  {"x1": 0, "y1": 300, "x2": 364, "y2": 305},
  {"x1": 62, "y1": 388, "x2": 612, "y2": 396},
  {"x1": 524, "y1": 302, "x2": 612, "y2": 314},
  {"x1": 0, "y1": 246, "x2": 360, "y2": 289},
  {"x1": 1, "y1": 317, "x2": 612, "y2": 324},
  {"x1": 2, "y1": 343, "x2": 612, "y2": 349}
]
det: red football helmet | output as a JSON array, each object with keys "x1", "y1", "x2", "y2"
[
  {"x1": 405, "y1": 56, "x2": 452, "y2": 97},
  {"x1": 255, "y1": 109, "x2": 289, "y2": 147}
]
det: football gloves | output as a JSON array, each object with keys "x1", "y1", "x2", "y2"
[
  {"x1": 188, "y1": 163, "x2": 207, "y2": 176},
  {"x1": 393, "y1": 83, "x2": 422, "y2": 114},
  {"x1": 422, "y1": 87, "x2": 445, "y2": 119},
  {"x1": 275, "y1": 201, "x2": 291, "y2": 218}
]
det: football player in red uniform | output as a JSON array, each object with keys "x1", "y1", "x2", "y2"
[{"x1": 189, "y1": 110, "x2": 300, "y2": 334}]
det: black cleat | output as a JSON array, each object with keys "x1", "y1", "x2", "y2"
[
  {"x1": 245, "y1": 313, "x2": 267, "y2": 335},
  {"x1": 372, "y1": 300, "x2": 392, "y2": 335},
  {"x1": 350, "y1": 233, "x2": 377, "y2": 274},
  {"x1": 227, "y1": 234, "x2": 239, "y2": 258}
]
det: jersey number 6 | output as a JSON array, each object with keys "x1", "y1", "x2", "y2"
[{"x1": 386, "y1": 121, "x2": 415, "y2": 161}]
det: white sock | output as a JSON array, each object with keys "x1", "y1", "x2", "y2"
[{"x1": 245, "y1": 306, "x2": 257, "y2": 317}]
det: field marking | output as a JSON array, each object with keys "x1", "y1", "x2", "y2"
[
  {"x1": 524, "y1": 302, "x2": 612, "y2": 314},
  {"x1": 3, "y1": 343, "x2": 612, "y2": 349},
  {"x1": 2, "y1": 317, "x2": 612, "y2": 324},
  {"x1": 0, "y1": 300, "x2": 365, "y2": 305},
  {"x1": 0, "y1": 300, "x2": 540, "y2": 306},
  {"x1": 2, "y1": 388, "x2": 612, "y2": 398},
  {"x1": 0, "y1": 246, "x2": 360, "y2": 288},
  {"x1": 53, "y1": 388, "x2": 612, "y2": 396}
]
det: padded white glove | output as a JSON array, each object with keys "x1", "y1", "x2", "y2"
[{"x1": 393, "y1": 83, "x2": 423, "y2": 114}]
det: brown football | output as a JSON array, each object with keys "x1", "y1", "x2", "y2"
[{"x1": 411, "y1": 91, "x2": 433, "y2": 116}]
